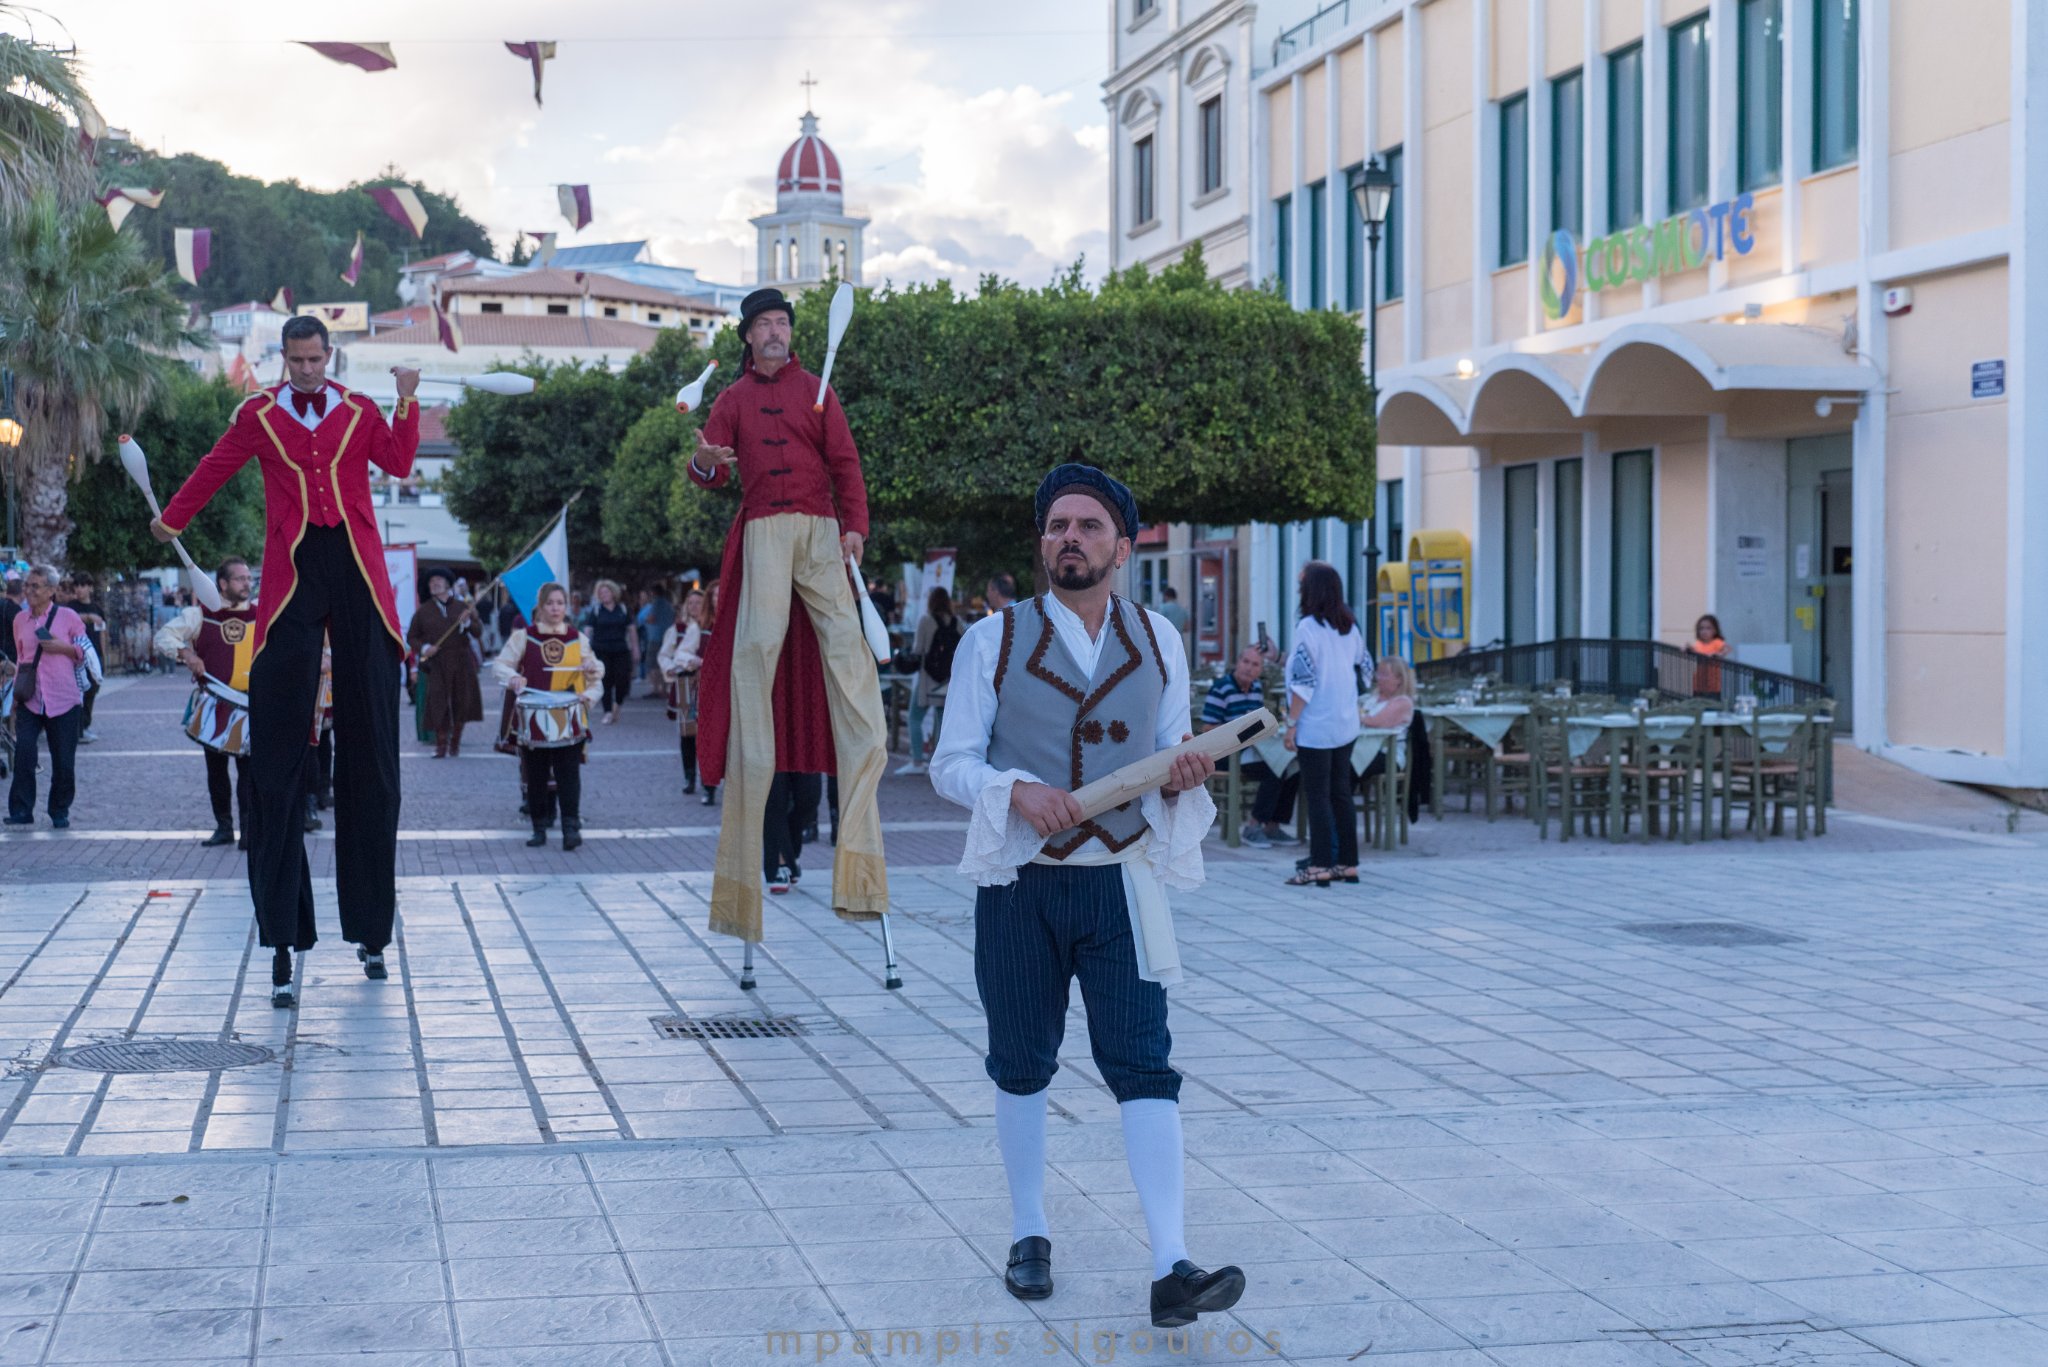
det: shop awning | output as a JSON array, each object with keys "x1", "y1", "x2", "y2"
[{"x1": 1377, "y1": 322, "x2": 1884, "y2": 445}]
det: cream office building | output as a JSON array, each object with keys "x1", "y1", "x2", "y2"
[{"x1": 1174, "y1": 0, "x2": 2042, "y2": 789}]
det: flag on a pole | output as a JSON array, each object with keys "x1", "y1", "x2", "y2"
[
  {"x1": 174, "y1": 228, "x2": 211, "y2": 286},
  {"x1": 270, "y1": 286, "x2": 294, "y2": 313},
  {"x1": 226, "y1": 354, "x2": 262, "y2": 394},
  {"x1": 500, "y1": 509, "x2": 571, "y2": 617},
  {"x1": 525, "y1": 230, "x2": 558, "y2": 268},
  {"x1": 556, "y1": 184, "x2": 592, "y2": 232},
  {"x1": 367, "y1": 185, "x2": 428, "y2": 239},
  {"x1": 97, "y1": 186, "x2": 164, "y2": 231},
  {"x1": 504, "y1": 41, "x2": 557, "y2": 106},
  {"x1": 298, "y1": 42, "x2": 397, "y2": 72},
  {"x1": 340, "y1": 230, "x2": 364, "y2": 285}
]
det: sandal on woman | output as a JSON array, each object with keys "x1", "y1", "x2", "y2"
[
  {"x1": 1335, "y1": 866, "x2": 1360, "y2": 884},
  {"x1": 1284, "y1": 867, "x2": 1333, "y2": 888}
]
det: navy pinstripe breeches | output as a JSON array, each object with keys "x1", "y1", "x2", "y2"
[{"x1": 974, "y1": 862, "x2": 1180, "y2": 1103}]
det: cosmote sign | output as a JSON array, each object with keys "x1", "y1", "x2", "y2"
[{"x1": 1540, "y1": 191, "x2": 1759, "y2": 320}]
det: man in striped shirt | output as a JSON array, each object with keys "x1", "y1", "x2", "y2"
[{"x1": 1200, "y1": 645, "x2": 1298, "y2": 847}]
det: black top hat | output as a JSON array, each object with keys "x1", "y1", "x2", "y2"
[{"x1": 738, "y1": 287, "x2": 795, "y2": 335}]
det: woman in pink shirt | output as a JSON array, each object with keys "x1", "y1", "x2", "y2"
[{"x1": 7, "y1": 565, "x2": 87, "y2": 828}]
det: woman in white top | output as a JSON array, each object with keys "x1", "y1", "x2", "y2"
[
  {"x1": 657, "y1": 588, "x2": 709, "y2": 797},
  {"x1": 1282, "y1": 561, "x2": 1372, "y2": 887}
]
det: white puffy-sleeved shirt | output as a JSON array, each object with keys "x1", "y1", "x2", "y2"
[{"x1": 1286, "y1": 615, "x2": 1372, "y2": 750}]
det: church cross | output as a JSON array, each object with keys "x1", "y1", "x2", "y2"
[{"x1": 800, "y1": 71, "x2": 818, "y2": 111}]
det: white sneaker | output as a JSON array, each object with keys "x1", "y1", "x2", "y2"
[
  {"x1": 769, "y1": 865, "x2": 793, "y2": 894},
  {"x1": 79, "y1": 728, "x2": 99, "y2": 744},
  {"x1": 1239, "y1": 822, "x2": 1272, "y2": 849},
  {"x1": 893, "y1": 761, "x2": 927, "y2": 776}
]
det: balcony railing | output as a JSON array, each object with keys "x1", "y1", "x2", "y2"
[{"x1": 1272, "y1": 0, "x2": 1360, "y2": 66}]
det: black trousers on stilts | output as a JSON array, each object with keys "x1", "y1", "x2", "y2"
[{"x1": 246, "y1": 526, "x2": 401, "y2": 954}]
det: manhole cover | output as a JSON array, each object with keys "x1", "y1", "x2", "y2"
[
  {"x1": 1620, "y1": 921, "x2": 1804, "y2": 948},
  {"x1": 58, "y1": 1041, "x2": 274, "y2": 1073},
  {"x1": 652, "y1": 1014, "x2": 808, "y2": 1041}
]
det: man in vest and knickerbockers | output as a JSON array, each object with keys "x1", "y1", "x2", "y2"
[{"x1": 929, "y1": 464, "x2": 1247, "y2": 1328}]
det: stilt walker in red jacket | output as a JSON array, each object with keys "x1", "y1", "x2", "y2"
[
  {"x1": 689, "y1": 287, "x2": 889, "y2": 951},
  {"x1": 154, "y1": 315, "x2": 421, "y2": 1008}
]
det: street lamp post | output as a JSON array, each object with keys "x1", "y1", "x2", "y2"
[
  {"x1": 1351, "y1": 159, "x2": 1396, "y2": 630},
  {"x1": 0, "y1": 369, "x2": 23, "y2": 557}
]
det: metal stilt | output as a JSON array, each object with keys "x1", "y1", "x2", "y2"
[
  {"x1": 740, "y1": 941, "x2": 756, "y2": 991},
  {"x1": 879, "y1": 913, "x2": 902, "y2": 990}
]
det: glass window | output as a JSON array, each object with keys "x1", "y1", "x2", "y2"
[
  {"x1": 1554, "y1": 458, "x2": 1583, "y2": 636},
  {"x1": 1273, "y1": 194, "x2": 1292, "y2": 295},
  {"x1": 1607, "y1": 43, "x2": 1644, "y2": 232},
  {"x1": 1814, "y1": 0, "x2": 1859, "y2": 170},
  {"x1": 1551, "y1": 70, "x2": 1584, "y2": 237},
  {"x1": 1668, "y1": 16, "x2": 1710, "y2": 212},
  {"x1": 1133, "y1": 135, "x2": 1156, "y2": 224},
  {"x1": 1498, "y1": 93, "x2": 1529, "y2": 266},
  {"x1": 1343, "y1": 162, "x2": 1365, "y2": 311},
  {"x1": 546, "y1": 303, "x2": 569, "y2": 315},
  {"x1": 1383, "y1": 478, "x2": 1405, "y2": 571},
  {"x1": 1135, "y1": 0, "x2": 1156, "y2": 16},
  {"x1": 1611, "y1": 450, "x2": 1654, "y2": 639},
  {"x1": 1199, "y1": 96, "x2": 1224, "y2": 194},
  {"x1": 1738, "y1": 0, "x2": 1783, "y2": 189},
  {"x1": 1380, "y1": 147, "x2": 1404, "y2": 301},
  {"x1": 1503, "y1": 464, "x2": 1540, "y2": 645},
  {"x1": 1307, "y1": 178, "x2": 1327, "y2": 308}
]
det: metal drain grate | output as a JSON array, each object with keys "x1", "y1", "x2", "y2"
[
  {"x1": 58, "y1": 1041, "x2": 274, "y2": 1074},
  {"x1": 651, "y1": 1014, "x2": 808, "y2": 1041},
  {"x1": 1620, "y1": 921, "x2": 1804, "y2": 948}
]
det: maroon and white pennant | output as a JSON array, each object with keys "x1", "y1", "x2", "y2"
[
  {"x1": 525, "y1": 230, "x2": 558, "y2": 268},
  {"x1": 366, "y1": 186, "x2": 428, "y2": 239},
  {"x1": 431, "y1": 285, "x2": 462, "y2": 354},
  {"x1": 504, "y1": 42, "x2": 557, "y2": 106},
  {"x1": 340, "y1": 230, "x2": 364, "y2": 285},
  {"x1": 174, "y1": 228, "x2": 211, "y2": 286},
  {"x1": 556, "y1": 184, "x2": 592, "y2": 232},
  {"x1": 297, "y1": 42, "x2": 397, "y2": 72},
  {"x1": 270, "y1": 286, "x2": 295, "y2": 314},
  {"x1": 96, "y1": 186, "x2": 164, "y2": 232}
]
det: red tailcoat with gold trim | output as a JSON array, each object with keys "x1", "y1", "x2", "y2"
[{"x1": 160, "y1": 381, "x2": 419, "y2": 660}]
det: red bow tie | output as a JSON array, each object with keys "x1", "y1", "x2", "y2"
[{"x1": 291, "y1": 388, "x2": 327, "y2": 419}]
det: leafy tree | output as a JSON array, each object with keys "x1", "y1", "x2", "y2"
[
  {"x1": 0, "y1": 190, "x2": 193, "y2": 565},
  {"x1": 107, "y1": 152, "x2": 494, "y2": 315},
  {"x1": 0, "y1": 21, "x2": 95, "y2": 217},
  {"x1": 67, "y1": 368, "x2": 264, "y2": 576}
]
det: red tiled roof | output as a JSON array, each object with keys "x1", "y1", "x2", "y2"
[
  {"x1": 418, "y1": 405, "x2": 452, "y2": 445},
  {"x1": 348, "y1": 314, "x2": 664, "y2": 351},
  {"x1": 444, "y1": 269, "x2": 701, "y2": 309},
  {"x1": 399, "y1": 250, "x2": 474, "y2": 274},
  {"x1": 370, "y1": 305, "x2": 434, "y2": 331}
]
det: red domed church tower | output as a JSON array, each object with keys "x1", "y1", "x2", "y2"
[{"x1": 751, "y1": 99, "x2": 868, "y2": 291}]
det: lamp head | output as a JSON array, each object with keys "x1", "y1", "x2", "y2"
[{"x1": 1352, "y1": 158, "x2": 1395, "y2": 227}]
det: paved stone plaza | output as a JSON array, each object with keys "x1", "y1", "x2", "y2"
[{"x1": 1, "y1": 675, "x2": 2046, "y2": 1363}]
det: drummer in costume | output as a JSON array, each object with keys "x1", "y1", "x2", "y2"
[
  {"x1": 688, "y1": 286, "x2": 888, "y2": 943},
  {"x1": 929, "y1": 465, "x2": 1246, "y2": 1328},
  {"x1": 657, "y1": 585, "x2": 708, "y2": 796},
  {"x1": 153, "y1": 555, "x2": 256, "y2": 849},
  {"x1": 152, "y1": 314, "x2": 420, "y2": 1008},
  {"x1": 491, "y1": 581, "x2": 602, "y2": 850},
  {"x1": 408, "y1": 566, "x2": 484, "y2": 758}
]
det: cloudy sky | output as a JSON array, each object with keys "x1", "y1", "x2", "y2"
[{"x1": 55, "y1": 0, "x2": 1110, "y2": 288}]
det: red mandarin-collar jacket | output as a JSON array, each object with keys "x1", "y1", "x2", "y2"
[
  {"x1": 687, "y1": 354, "x2": 869, "y2": 535},
  {"x1": 160, "y1": 380, "x2": 420, "y2": 660}
]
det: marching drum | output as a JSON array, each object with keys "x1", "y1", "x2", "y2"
[
  {"x1": 184, "y1": 678, "x2": 250, "y2": 755},
  {"x1": 514, "y1": 689, "x2": 590, "y2": 749}
]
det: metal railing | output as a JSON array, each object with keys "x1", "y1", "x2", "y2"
[
  {"x1": 1415, "y1": 638, "x2": 1832, "y2": 710},
  {"x1": 1271, "y1": 0, "x2": 1360, "y2": 65}
]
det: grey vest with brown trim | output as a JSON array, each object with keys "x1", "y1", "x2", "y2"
[{"x1": 988, "y1": 594, "x2": 1169, "y2": 859}]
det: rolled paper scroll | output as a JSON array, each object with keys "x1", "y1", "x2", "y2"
[{"x1": 1067, "y1": 707, "x2": 1281, "y2": 823}]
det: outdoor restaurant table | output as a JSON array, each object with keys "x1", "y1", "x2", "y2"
[
  {"x1": 1564, "y1": 712, "x2": 1702, "y2": 840},
  {"x1": 1419, "y1": 703, "x2": 1528, "y2": 750},
  {"x1": 1697, "y1": 709, "x2": 1809, "y2": 839}
]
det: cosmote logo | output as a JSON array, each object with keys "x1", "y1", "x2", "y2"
[{"x1": 1539, "y1": 192, "x2": 1760, "y2": 321}]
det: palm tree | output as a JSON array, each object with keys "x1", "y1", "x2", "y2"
[
  {"x1": 0, "y1": 189, "x2": 193, "y2": 564},
  {"x1": 0, "y1": 18, "x2": 97, "y2": 217}
]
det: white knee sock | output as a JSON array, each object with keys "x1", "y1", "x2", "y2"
[
  {"x1": 995, "y1": 1087, "x2": 1049, "y2": 1241},
  {"x1": 1120, "y1": 1098, "x2": 1188, "y2": 1278}
]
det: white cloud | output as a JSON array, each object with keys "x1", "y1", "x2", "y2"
[{"x1": 61, "y1": 0, "x2": 1108, "y2": 289}]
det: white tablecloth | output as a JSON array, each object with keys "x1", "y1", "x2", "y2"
[
  {"x1": 1564, "y1": 712, "x2": 1699, "y2": 760},
  {"x1": 1421, "y1": 704, "x2": 1528, "y2": 750}
]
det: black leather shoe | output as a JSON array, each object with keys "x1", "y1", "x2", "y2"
[
  {"x1": 561, "y1": 824, "x2": 582, "y2": 852},
  {"x1": 270, "y1": 983, "x2": 296, "y2": 1009},
  {"x1": 202, "y1": 826, "x2": 235, "y2": 847},
  {"x1": 360, "y1": 949, "x2": 388, "y2": 981},
  {"x1": 1004, "y1": 1236, "x2": 1053, "y2": 1300},
  {"x1": 1150, "y1": 1260, "x2": 1245, "y2": 1328},
  {"x1": 526, "y1": 828, "x2": 547, "y2": 847}
]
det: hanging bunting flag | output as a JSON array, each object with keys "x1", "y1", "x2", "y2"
[
  {"x1": 96, "y1": 186, "x2": 164, "y2": 232},
  {"x1": 504, "y1": 42, "x2": 557, "y2": 106},
  {"x1": 525, "y1": 230, "x2": 558, "y2": 268},
  {"x1": 366, "y1": 185, "x2": 428, "y2": 239},
  {"x1": 174, "y1": 228, "x2": 212, "y2": 286},
  {"x1": 270, "y1": 286, "x2": 295, "y2": 313},
  {"x1": 431, "y1": 285, "x2": 462, "y2": 354},
  {"x1": 297, "y1": 42, "x2": 398, "y2": 72},
  {"x1": 77, "y1": 97, "x2": 107, "y2": 154},
  {"x1": 340, "y1": 230, "x2": 365, "y2": 285},
  {"x1": 226, "y1": 354, "x2": 262, "y2": 394},
  {"x1": 556, "y1": 184, "x2": 592, "y2": 232}
]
